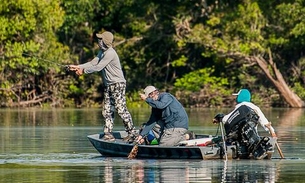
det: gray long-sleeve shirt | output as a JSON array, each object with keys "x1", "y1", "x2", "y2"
[
  {"x1": 78, "y1": 48, "x2": 126, "y2": 86},
  {"x1": 140, "y1": 92, "x2": 189, "y2": 136}
]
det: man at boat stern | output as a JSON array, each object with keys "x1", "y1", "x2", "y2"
[
  {"x1": 135, "y1": 85, "x2": 190, "y2": 146},
  {"x1": 212, "y1": 88, "x2": 277, "y2": 159},
  {"x1": 213, "y1": 89, "x2": 277, "y2": 137}
]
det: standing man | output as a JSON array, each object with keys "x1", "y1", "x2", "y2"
[
  {"x1": 68, "y1": 31, "x2": 135, "y2": 142},
  {"x1": 136, "y1": 86, "x2": 189, "y2": 146}
]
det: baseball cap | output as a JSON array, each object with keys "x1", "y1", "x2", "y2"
[
  {"x1": 233, "y1": 89, "x2": 251, "y2": 103},
  {"x1": 232, "y1": 90, "x2": 242, "y2": 96},
  {"x1": 144, "y1": 86, "x2": 157, "y2": 97},
  {"x1": 96, "y1": 31, "x2": 113, "y2": 47}
]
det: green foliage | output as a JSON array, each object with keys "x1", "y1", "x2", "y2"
[
  {"x1": 293, "y1": 83, "x2": 305, "y2": 100},
  {"x1": 69, "y1": 84, "x2": 84, "y2": 95},
  {"x1": 0, "y1": 0, "x2": 305, "y2": 107},
  {"x1": 190, "y1": 1, "x2": 267, "y2": 55},
  {"x1": 174, "y1": 67, "x2": 229, "y2": 91},
  {"x1": 0, "y1": 0, "x2": 71, "y2": 107},
  {"x1": 172, "y1": 55, "x2": 187, "y2": 67},
  {"x1": 125, "y1": 91, "x2": 150, "y2": 109}
]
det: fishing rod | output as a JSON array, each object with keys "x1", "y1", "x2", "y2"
[{"x1": 22, "y1": 53, "x2": 69, "y2": 68}]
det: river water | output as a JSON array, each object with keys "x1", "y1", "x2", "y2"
[{"x1": 0, "y1": 108, "x2": 305, "y2": 183}]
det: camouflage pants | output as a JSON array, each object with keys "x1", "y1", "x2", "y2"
[{"x1": 103, "y1": 82, "x2": 134, "y2": 133}]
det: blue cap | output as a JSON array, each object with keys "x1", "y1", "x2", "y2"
[{"x1": 233, "y1": 89, "x2": 251, "y2": 103}]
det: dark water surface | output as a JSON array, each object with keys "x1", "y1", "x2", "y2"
[{"x1": 0, "y1": 108, "x2": 305, "y2": 183}]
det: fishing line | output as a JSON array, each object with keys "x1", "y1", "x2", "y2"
[
  {"x1": 220, "y1": 122, "x2": 228, "y2": 161},
  {"x1": 22, "y1": 52, "x2": 69, "y2": 68}
]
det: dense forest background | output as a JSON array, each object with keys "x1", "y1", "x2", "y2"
[{"x1": 1, "y1": 0, "x2": 305, "y2": 108}]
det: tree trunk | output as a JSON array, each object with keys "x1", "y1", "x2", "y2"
[{"x1": 250, "y1": 55, "x2": 305, "y2": 108}]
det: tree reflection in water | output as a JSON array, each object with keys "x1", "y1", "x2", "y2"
[{"x1": 96, "y1": 158, "x2": 279, "y2": 183}]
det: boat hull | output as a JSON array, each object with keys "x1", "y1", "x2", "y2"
[
  {"x1": 88, "y1": 133, "x2": 205, "y2": 159},
  {"x1": 87, "y1": 131, "x2": 275, "y2": 160}
]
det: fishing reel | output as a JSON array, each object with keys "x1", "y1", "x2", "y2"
[
  {"x1": 64, "y1": 65, "x2": 82, "y2": 76},
  {"x1": 63, "y1": 65, "x2": 75, "y2": 75}
]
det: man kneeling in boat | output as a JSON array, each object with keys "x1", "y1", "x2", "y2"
[
  {"x1": 134, "y1": 86, "x2": 194, "y2": 146},
  {"x1": 212, "y1": 89, "x2": 276, "y2": 159}
]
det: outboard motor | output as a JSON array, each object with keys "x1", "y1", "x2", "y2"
[{"x1": 224, "y1": 105, "x2": 271, "y2": 159}]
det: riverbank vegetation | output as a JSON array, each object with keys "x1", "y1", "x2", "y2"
[{"x1": 1, "y1": 0, "x2": 305, "y2": 108}]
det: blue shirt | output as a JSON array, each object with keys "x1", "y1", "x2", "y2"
[{"x1": 140, "y1": 92, "x2": 189, "y2": 136}]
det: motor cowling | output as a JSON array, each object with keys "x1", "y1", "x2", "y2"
[
  {"x1": 224, "y1": 105, "x2": 259, "y2": 135},
  {"x1": 224, "y1": 105, "x2": 270, "y2": 159}
]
